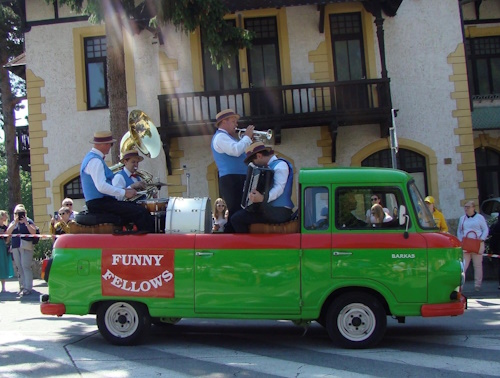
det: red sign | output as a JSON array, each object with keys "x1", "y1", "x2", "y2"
[{"x1": 101, "y1": 249, "x2": 175, "y2": 298}]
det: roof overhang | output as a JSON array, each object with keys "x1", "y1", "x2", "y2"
[{"x1": 3, "y1": 52, "x2": 26, "y2": 80}]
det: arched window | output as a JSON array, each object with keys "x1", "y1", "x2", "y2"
[
  {"x1": 362, "y1": 148, "x2": 428, "y2": 196},
  {"x1": 475, "y1": 147, "x2": 500, "y2": 204},
  {"x1": 63, "y1": 177, "x2": 84, "y2": 199}
]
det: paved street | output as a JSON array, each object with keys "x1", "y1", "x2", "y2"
[{"x1": 1, "y1": 278, "x2": 500, "y2": 377}]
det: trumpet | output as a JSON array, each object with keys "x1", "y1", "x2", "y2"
[{"x1": 236, "y1": 128, "x2": 273, "y2": 141}]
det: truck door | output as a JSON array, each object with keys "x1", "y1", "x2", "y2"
[
  {"x1": 194, "y1": 234, "x2": 301, "y2": 315},
  {"x1": 332, "y1": 187, "x2": 428, "y2": 303}
]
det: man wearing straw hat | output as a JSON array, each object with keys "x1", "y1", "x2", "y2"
[
  {"x1": 231, "y1": 141, "x2": 294, "y2": 233},
  {"x1": 112, "y1": 149, "x2": 147, "y2": 201},
  {"x1": 211, "y1": 109, "x2": 254, "y2": 232},
  {"x1": 80, "y1": 131, "x2": 154, "y2": 232}
]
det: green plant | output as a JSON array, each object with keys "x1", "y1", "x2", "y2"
[{"x1": 34, "y1": 238, "x2": 53, "y2": 260}]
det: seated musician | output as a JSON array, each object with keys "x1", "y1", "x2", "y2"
[
  {"x1": 80, "y1": 131, "x2": 154, "y2": 233},
  {"x1": 231, "y1": 142, "x2": 294, "y2": 233},
  {"x1": 112, "y1": 149, "x2": 147, "y2": 200}
]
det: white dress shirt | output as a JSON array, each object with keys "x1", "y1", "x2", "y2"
[
  {"x1": 267, "y1": 155, "x2": 290, "y2": 204},
  {"x1": 112, "y1": 167, "x2": 140, "y2": 200},
  {"x1": 212, "y1": 129, "x2": 252, "y2": 156}
]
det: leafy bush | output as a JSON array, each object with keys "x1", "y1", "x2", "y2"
[{"x1": 34, "y1": 238, "x2": 53, "y2": 260}]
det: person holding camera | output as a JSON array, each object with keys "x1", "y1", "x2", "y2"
[
  {"x1": 6, "y1": 204, "x2": 38, "y2": 297},
  {"x1": 50, "y1": 206, "x2": 76, "y2": 235}
]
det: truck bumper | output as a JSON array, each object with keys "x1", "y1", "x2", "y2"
[
  {"x1": 420, "y1": 295, "x2": 467, "y2": 317},
  {"x1": 40, "y1": 295, "x2": 66, "y2": 317}
]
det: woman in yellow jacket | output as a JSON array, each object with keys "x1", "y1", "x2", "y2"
[{"x1": 424, "y1": 196, "x2": 448, "y2": 233}]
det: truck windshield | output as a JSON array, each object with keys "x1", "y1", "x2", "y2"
[{"x1": 408, "y1": 181, "x2": 437, "y2": 229}]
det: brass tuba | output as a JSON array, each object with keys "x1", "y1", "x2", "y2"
[{"x1": 111, "y1": 110, "x2": 162, "y2": 201}]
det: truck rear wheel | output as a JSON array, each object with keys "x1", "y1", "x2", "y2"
[
  {"x1": 97, "y1": 301, "x2": 150, "y2": 345},
  {"x1": 326, "y1": 292, "x2": 386, "y2": 349}
]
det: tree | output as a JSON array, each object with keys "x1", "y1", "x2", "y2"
[
  {"x1": 0, "y1": 2, "x2": 25, "y2": 217},
  {"x1": 53, "y1": 0, "x2": 252, "y2": 163}
]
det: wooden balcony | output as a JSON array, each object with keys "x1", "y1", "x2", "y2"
[{"x1": 158, "y1": 78, "x2": 392, "y2": 145}]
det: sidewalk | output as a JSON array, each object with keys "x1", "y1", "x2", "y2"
[{"x1": 0, "y1": 278, "x2": 48, "y2": 303}]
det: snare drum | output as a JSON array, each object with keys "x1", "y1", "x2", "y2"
[
  {"x1": 137, "y1": 198, "x2": 168, "y2": 213},
  {"x1": 165, "y1": 197, "x2": 211, "y2": 234}
]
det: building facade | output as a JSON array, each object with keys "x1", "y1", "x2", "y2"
[{"x1": 22, "y1": 0, "x2": 478, "y2": 229}]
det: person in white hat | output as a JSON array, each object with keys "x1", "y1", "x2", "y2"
[
  {"x1": 231, "y1": 142, "x2": 294, "y2": 233},
  {"x1": 80, "y1": 131, "x2": 154, "y2": 232},
  {"x1": 211, "y1": 109, "x2": 254, "y2": 232},
  {"x1": 112, "y1": 149, "x2": 147, "y2": 200}
]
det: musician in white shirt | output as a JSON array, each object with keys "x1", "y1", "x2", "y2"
[
  {"x1": 112, "y1": 149, "x2": 147, "y2": 201},
  {"x1": 231, "y1": 142, "x2": 294, "y2": 233},
  {"x1": 211, "y1": 109, "x2": 254, "y2": 232},
  {"x1": 80, "y1": 131, "x2": 154, "y2": 232}
]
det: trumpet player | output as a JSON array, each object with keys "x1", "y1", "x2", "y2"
[
  {"x1": 81, "y1": 131, "x2": 154, "y2": 233},
  {"x1": 112, "y1": 149, "x2": 147, "y2": 201},
  {"x1": 211, "y1": 109, "x2": 254, "y2": 232}
]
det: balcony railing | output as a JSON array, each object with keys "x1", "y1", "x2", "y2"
[{"x1": 158, "y1": 78, "x2": 392, "y2": 143}]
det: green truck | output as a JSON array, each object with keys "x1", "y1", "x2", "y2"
[{"x1": 40, "y1": 167, "x2": 466, "y2": 349}]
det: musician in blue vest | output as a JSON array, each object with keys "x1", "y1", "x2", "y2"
[
  {"x1": 211, "y1": 109, "x2": 254, "y2": 232},
  {"x1": 112, "y1": 149, "x2": 147, "y2": 200},
  {"x1": 231, "y1": 142, "x2": 294, "y2": 233},
  {"x1": 81, "y1": 131, "x2": 154, "y2": 233}
]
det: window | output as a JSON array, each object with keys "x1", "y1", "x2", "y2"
[
  {"x1": 201, "y1": 21, "x2": 240, "y2": 91},
  {"x1": 64, "y1": 177, "x2": 84, "y2": 200},
  {"x1": 330, "y1": 13, "x2": 366, "y2": 81},
  {"x1": 362, "y1": 149, "x2": 428, "y2": 198},
  {"x1": 84, "y1": 36, "x2": 108, "y2": 109},
  {"x1": 466, "y1": 37, "x2": 500, "y2": 96},
  {"x1": 303, "y1": 187, "x2": 329, "y2": 230},
  {"x1": 475, "y1": 147, "x2": 500, "y2": 204},
  {"x1": 335, "y1": 187, "x2": 405, "y2": 230}
]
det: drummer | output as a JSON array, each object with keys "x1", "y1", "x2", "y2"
[{"x1": 112, "y1": 149, "x2": 148, "y2": 201}]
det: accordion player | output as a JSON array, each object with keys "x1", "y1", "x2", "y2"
[{"x1": 241, "y1": 163, "x2": 274, "y2": 212}]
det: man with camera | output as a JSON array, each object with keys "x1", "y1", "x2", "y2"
[{"x1": 6, "y1": 204, "x2": 38, "y2": 297}]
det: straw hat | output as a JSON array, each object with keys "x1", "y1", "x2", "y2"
[
  {"x1": 120, "y1": 149, "x2": 144, "y2": 163},
  {"x1": 244, "y1": 141, "x2": 274, "y2": 164},
  {"x1": 215, "y1": 109, "x2": 240, "y2": 127},
  {"x1": 90, "y1": 131, "x2": 116, "y2": 144}
]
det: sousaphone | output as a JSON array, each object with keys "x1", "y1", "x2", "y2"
[{"x1": 114, "y1": 110, "x2": 164, "y2": 201}]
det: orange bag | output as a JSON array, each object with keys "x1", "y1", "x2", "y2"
[{"x1": 462, "y1": 231, "x2": 481, "y2": 254}]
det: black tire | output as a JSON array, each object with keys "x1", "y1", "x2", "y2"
[
  {"x1": 326, "y1": 292, "x2": 386, "y2": 349},
  {"x1": 96, "y1": 301, "x2": 151, "y2": 346}
]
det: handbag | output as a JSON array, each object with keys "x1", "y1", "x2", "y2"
[{"x1": 461, "y1": 219, "x2": 481, "y2": 253}]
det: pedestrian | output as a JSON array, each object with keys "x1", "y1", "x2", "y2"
[
  {"x1": 211, "y1": 109, "x2": 254, "y2": 232},
  {"x1": 50, "y1": 207, "x2": 76, "y2": 235},
  {"x1": 61, "y1": 198, "x2": 78, "y2": 220},
  {"x1": 212, "y1": 198, "x2": 229, "y2": 233},
  {"x1": 5, "y1": 204, "x2": 39, "y2": 297},
  {"x1": 457, "y1": 201, "x2": 489, "y2": 291},
  {"x1": 0, "y1": 210, "x2": 14, "y2": 293},
  {"x1": 424, "y1": 196, "x2": 448, "y2": 233}
]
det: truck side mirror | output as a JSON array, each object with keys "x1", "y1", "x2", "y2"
[{"x1": 399, "y1": 205, "x2": 406, "y2": 226}]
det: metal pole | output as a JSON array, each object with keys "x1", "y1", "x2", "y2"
[{"x1": 390, "y1": 109, "x2": 399, "y2": 169}]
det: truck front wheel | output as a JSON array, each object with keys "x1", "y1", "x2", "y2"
[
  {"x1": 97, "y1": 301, "x2": 151, "y2": 345},
  {"x1": 326, "y1": 293, "x2": 386, "y2": 349}
]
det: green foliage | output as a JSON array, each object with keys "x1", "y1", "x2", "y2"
[
  {"x1": 34, "y1": 238, "x2": 53, "y2": 260},
  {"x1": 0, "y1": 143, "x2": 32, "y2": 218}
]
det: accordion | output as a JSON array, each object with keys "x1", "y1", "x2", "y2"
[{"x1": 241, "y1": 164, "x2": 274, "y2": 212}]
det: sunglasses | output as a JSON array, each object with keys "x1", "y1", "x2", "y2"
[
  {"x1": 59, "y1": 212, "x2": 67, "y2": 216},
  {"x1": 63, "y1": 203, "x2": 72, "y2": 206},
  {"x1": 371, "y1": 197, "x2": 378, "y2": 201}
]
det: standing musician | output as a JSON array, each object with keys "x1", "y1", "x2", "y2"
[
  {"x1": 112, "y1": 149, "x2": 147, "y2": 200},
  {"x1": 80, "y1": 131, "x2": 154, "y2": 233},
  {"x1": 211, "y1": 109, "x2": 254, "y2": 232},
  {"x1": 231, "y1": 142, "x2": 294, "y2": 233}
]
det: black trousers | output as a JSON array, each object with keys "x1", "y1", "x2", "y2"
[
  {"x1": 87, "y1": 197, "x2": 155, "y2": 232},
  {"x1": 231, "y1": 203, "x2": 293, "y2": 233},
  {"x1": 218, "y1": 174, "x2": 246, "y2": 233}
]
